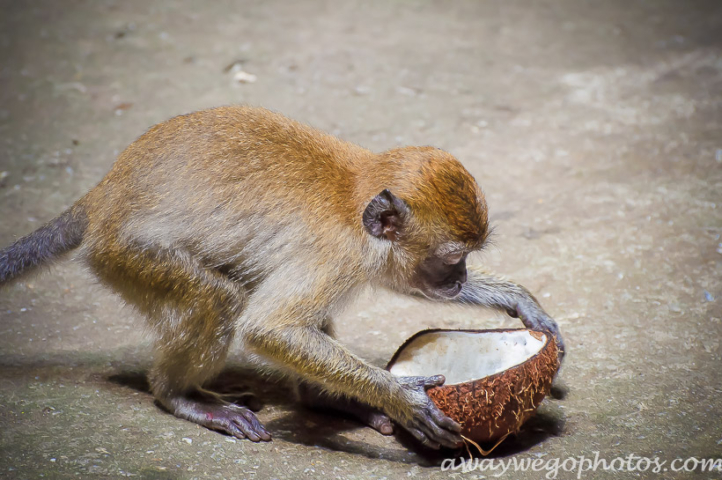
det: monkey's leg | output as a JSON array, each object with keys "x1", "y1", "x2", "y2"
[
  {"x1": 296, "y1": 382, "x2": 394, "y2": 435},
  {"x1": 457, "y1": 265, "x2": 565, "y2": 358},
  {"x1": 88, "y1": 244, "x2": 271, "y2": 441}
]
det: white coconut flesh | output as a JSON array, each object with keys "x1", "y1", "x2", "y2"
[{"x1": 389, "y1": 330, "x2": 547, "y2": 385}]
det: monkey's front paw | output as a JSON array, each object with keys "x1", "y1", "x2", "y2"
[
  {"x1": 393, "y1": 375, "x2": 463, "y2": 449},
  {"x1": 170, "y1": 395, "x2": 272, "y2": 442}
]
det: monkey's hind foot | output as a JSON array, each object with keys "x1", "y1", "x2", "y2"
[
  {"x1": 349, "y1": 406, "x2": 394, "y2": 436},
  {"x1": 315, "y1": 397, "x2": 394, "y2": 436},
  {"x1": 298, "y1": 384, "x2": 394, "y2": 435},
  {"x1": 167, "y1": 389, "x2": 271, "y2": 442}
]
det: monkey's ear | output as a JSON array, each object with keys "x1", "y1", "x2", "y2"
[{"x1": 362, "y1": 189, "x2": 409, "y2": 241}]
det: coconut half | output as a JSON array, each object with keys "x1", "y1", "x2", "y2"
[{"x1": 387, "y1": 329, "x2": 560, "y2": 447}]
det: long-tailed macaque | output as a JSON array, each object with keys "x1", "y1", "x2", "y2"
[{"x1": 0, "y1": 106, "x2": 563, "y2": 449}]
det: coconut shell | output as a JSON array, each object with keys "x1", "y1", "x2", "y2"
[{"x1": 386, "y1": 328, "x2": 560, "y2": 446}]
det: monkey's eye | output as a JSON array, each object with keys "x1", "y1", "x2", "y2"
[{"x1": 443, "y1": 252, "x2": 464, "y2": 265}]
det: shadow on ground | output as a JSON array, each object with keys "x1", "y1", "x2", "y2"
[{"x1": 108, "y1": 364, "x2": 567, "y2": 465}]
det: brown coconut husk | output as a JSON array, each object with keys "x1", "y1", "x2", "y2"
[{"x1": 387, "y1": 328, "x2": 560, "y2": 453}]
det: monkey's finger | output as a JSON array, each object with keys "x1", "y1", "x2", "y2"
[
  {"x1": 427, "y1": 426, "x2": 463, "y2": 449},
  {"x1": 428, "y1": 404, "x2": 462, "y2": 433},
  {"x1": 407, "y1": 427, "x2": 441, "y2": 450},
  {"x1": 414, "y1": 419, "x2": 458, "y2": 450},
  {"x1": 421, "y1": 405, "x2": 463, "y2": 446},
  {"x1": 422, "y1": 375, "x2": 446, "y2": 389},
  {"x1": 535, "y1": 318, "x2": 565, "y2": 360},
  {"x1": 417, "y1": 416, "x2": 463, "y2": 449},
  {"x1": 555, "y1": 337, "x2": 566, "y2": 360}
]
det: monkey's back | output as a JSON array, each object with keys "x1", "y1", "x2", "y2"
[{"x1": 80, "y1": 106, "x2": 372, "y2": 273}]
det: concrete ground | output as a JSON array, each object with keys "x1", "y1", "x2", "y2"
[{"x1": 1, "y1": 1, "x2": 721, "y2": 479}]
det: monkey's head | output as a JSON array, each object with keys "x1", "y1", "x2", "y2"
[{"x1": 363, "y1": 147, "x2": 489, "y2": 300}]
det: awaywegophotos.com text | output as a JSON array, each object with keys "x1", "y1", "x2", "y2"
[{"x1": 440, "y1": 452, "x2": 722, "y2": 478}]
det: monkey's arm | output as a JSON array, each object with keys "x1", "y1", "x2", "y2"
[
  {"x1": 241, "y1": 300, "x2": 462, "y2": 449},
  {"x1": 456, "y1": 265, "x2": 565, "y2": 358}
]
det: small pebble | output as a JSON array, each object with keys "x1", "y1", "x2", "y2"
[
  {"x1": 182, "y1": 437, "x2": 192, "y2": 445},
  {"x1": 704, "y1": 291, "x2": 714, "y2": 302},
  {"x1": 233, "y1": 71, "x2": 257, "y2": 84}
]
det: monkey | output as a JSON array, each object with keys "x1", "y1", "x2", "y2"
[{"x1": 0, "y1": 106, "x2": 564, "y2": 449}]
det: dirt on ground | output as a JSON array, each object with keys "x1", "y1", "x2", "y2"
[{"x1": 0, "y1": 1, "x2": 721, "y2": 479}]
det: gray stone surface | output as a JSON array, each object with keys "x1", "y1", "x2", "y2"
[{"x1": 0, "y1": 1, "x2": 720, "y2": 478}]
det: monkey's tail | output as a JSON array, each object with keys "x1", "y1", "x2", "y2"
[{"x1": 0, "y1": 205, "x2": 88, "y2": 285}]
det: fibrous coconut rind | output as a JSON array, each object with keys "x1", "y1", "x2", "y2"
[{"x1": 388, "y1": 329, "x2": 560, "y2": 445}]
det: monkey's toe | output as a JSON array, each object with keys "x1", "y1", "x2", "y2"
[
  {"x1": 205, "y1": 405, "x2": 272, "y2": 442},
  {"x1": 367, "y1": 412, "x2": 394, "y2": 435},
  {"x1": 170, "y1": 395, "x2": 272, "y2": 442},
  {"x1": 297, "y1": 385, "x2": 394, "y2": 436},
  {"x1": 337, "y1": 404, "x2": 394, "y2": 435},
  {"x1": 218, "y1": 405, "x2": 272, "y2": 442}
]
